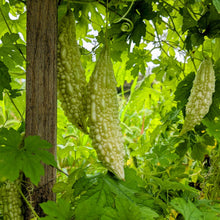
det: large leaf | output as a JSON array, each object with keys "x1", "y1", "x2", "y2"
[
  {"x1": 191, "y1": 142, "x2": 208, "y2": 161},
  {"x1": 180, "y1": 7, "x2": 197, "y2": 33},
  {"x1": 202, "y1": 118, "x2": 220, "y2": 143},
  {"x1": 0, "y1": 128, "x2": 57, "y2": 185},
  {"x1": 40, "y1": 199, "x2": 72, "y2": 220},
  {"x1": 0, "y1": 32, "x2": 26, "y2": 72},
  {"x1": 0, "y1": 2, "x2": 26, "y2": 40},
  {"x1": 72, "y1": 168, "x2": 159, "y2": 220},
  {"x1": 174, "y1": 72, "x2": 195, "y2": 108},
  {"x1": 130, "y1": 19, "x2": 146, "y2": 46},
  {"x1": 171, "y1": 198, "x2": 203, "y2": 220},
  {"x1": 0, "y1": 3, "x2": 11, "y2": 39},
  {"x1": 126, "y1": 44, "x2": 152, "y2": 77}
]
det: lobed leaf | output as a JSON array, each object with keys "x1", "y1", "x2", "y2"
[{"x1": 0, "y1": 128, "x2": 57, "y2": 185}]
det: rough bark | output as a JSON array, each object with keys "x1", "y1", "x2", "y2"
[{"x1": 25, "y1": 0, "x2": 57, "y2": 218}]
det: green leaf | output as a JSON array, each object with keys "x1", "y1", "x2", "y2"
[
  {"x1": 202, "y1": 134, "x2": 215, "y2": 146},
  {"x1": 75, "y1": 187, "x2": 106, "y2": 220},
  {"x1": 196, "y1": 199, "x2": 220, "y2": 219},
  {"x1": 17, "y1": 121, "x2": 25, "y2": 134},
  {"x1": 125, "y1": 74, "x2": 160, "y2": 112},
  {"x1": 190, "y1": 30, "x2": 205, "y2": 46},
  {"x1": 101, "y1": 207, "x2": 117, "y2": 220},
  {"x1": 0, "y1": 60, "x2": 22, "y2": 100},
  {"x1": 73, "y1": 168, "x2": 158, "y2": 220},
  {"x1": 52, "y1": 182, "x2": 69, "y2": 194},
  {"x1": 89, "y1": 4, "x2": 105, "y2": 31},
  {"x1": 1, "y1": 32, "x2": 19, "y2": 44},
  {"x1": 163, "y1": 179, "x2": 197, "y2": 193},
  {"x1": 139, "y1": 206, "x2": 159, "y2": 220},
  {"x1": 114, "y1": 198, "x2": 144, "y2": 220},
  {"x1": 213, "y1": 0, "x2": 220, "y2": 13},
  {"x1": 9, "y1": 89, "x2": 22, "y2": 98},
  {"x1": 175, "y1": 141, "x2": 188, "y2": 158},
  {"x1": 25, "y1": 135, "x2": 54, "y2": 150},
  {"x1": 21, "y1": 153, "x2": 45, "y2": 184},
  {"x1": 74, "y1": 4, "x2": 90, "y2": 39},
  {"x1": 0, "y1": 3, "x2": 11, "y2": 39},
  {"x1": 174, "y1": 72, "x2": 195, "y2": 108},
  {"x1": 137, "y1": 1, "x2": 156, "y2": 20},
  {"x1": 144, "y1": 20, "x2": 155, "y2": 42},
  {"x1": 111, "y1": 35, "x2": 129, "y2": 62},
  {"x1": 180, "y1": 8, "x2": 197, "y2": 33},
  {"x1": 185, "y1": 28, "x2": 205, "y2": 51},
  {"x1": 191, "y1": 143, "x2": 208, "y2": 161},
  {"x1": 0, "y1": 149, "x2": 21, "y2": 180},
  {"x1": 147, "y1": 144, "x2": 179, "y2": 168},
  {"x1": 0, "y1": 129, "x2": 57, "y2": 185},
  {"x1": 0, "y1": 128, "x2": 22, "y2": 180},
  {"x1": 40, "y1": 199, "x2": 72, "y2": 220},
  {"x1": 24, "y1": 136, "x2": 57, "y2": 167},
  {"x1": 126, "y1": 45, "x2": 151, "y2": 77},
  {"x1": 0, "y1": 33, "x2": 25, "y2": 72},
  {"x1": 202, "y1": 118, "x2": 220, "y2": 143},
  {"x1": 0, "y1": 61, "x2": 11, "y2": 100},
  {"x1": 114, "y1": 51, "x2": 133, "y2": 87},
  {"x1": 198, "y1": 5, "x2": 220, "y2": 38},
  {"x1": 130, "y1": 19, "x2": 146, "y2": 46},
  {"x1": 0, "y1": 127, "x2": 21, "y2": 148},
  {"x1": 171, "y1": 198, "x2": 203, "y2": 220},
  {"x1": 0, "y1": 2, "x2": 26, "y2": 41},
  {"x1": 12, "y1": 12, "x2": 27, "y2": 42}
]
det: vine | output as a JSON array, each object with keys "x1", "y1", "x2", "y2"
[{"x1": 1, "y1": 0, "x2": 220, "y2": 219}]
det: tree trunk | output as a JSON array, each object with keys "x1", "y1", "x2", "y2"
[{"x1": 25, "y1": 0, "x2": 57, "y2": 218}]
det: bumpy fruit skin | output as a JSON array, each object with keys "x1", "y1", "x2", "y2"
[
  {"x1": 0, "y1": 180, "x2": 23, "y2": 220},
  {"x1": 87, "y1": 46, "x2": 125, "y2": 180},
  {"x1": 57, "y1": 10, "x2": 87, "y2": 133},
  {"x1": 180, "y1": 58, "x2": 215, "y2": 135}
]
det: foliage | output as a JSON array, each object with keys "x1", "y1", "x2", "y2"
[
  {"x1": 170, "y1": 198, "x2": 220, "y2": 220},
  {"x1": 0, "y1": 128, "x2": 57, "y2": 185},
  {"x1": 40, "y1": 199, "x2": 72, "y2": 220},
  {"x1": 1, "y1": 0, "x2": 220, "y2": 219},
  {"x1": 70, "y1": 168, "x2": 159, "y2": 220}
]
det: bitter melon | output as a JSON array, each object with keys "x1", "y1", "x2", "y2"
[
  {"x1": 57, "y1": 10, "x2": 87, "y2": 133},
  {"x1": 0, "y1": 180, "x2": 23, "y2": 220},
  {"x1": 87, "y1": 45, "x2": 125, "y2": 180},
  {"x1": 180, "y1": 57, "x2": 215, "y2": 135}
]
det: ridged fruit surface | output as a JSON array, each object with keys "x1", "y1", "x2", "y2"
[
  {"x1": 0, "y1": 180, "x2": 23, "y2": 220},
  {"x1": 180, "y1": 57, "x2": 215, "y2": 135},
  {"x1": 87, "y1": 46, "x2": 125, "y2": 180},
  {"x1": 57, "y1": 10, "x2": 87, "y2": 133}
]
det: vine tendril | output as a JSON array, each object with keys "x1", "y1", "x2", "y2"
[
  {"x1": 113, "y1": 0, "x2": 134, "y2": 32},
  {"x1": 120, "y1": 18, "x2": 134, "y2": 32}
]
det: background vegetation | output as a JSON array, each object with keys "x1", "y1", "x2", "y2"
[{"x1": 0, "y1": 0, "x2": 220, "y2": 219}]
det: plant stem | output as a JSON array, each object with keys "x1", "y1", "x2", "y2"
[
  {"x1": 17, "y1": 185, "x2": 40, "y2": 219},
  {"x1": 6, "y1": 91, "x2": 25, "y2": 123}
]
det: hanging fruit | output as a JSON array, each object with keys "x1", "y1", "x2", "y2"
[
  {"x1": 87, "y1": 45, "x2": 125, "y2": 180},
  {"x1": 180, "y1": 57, "x2": 215, "y2": 135},
  {"x1": 57, "y1": 10, "x2": 88, "y2": 133}
]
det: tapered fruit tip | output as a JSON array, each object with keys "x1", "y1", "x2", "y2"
[{"x1": 113, "y1": 167, "x2": 125, "y2": 180}]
